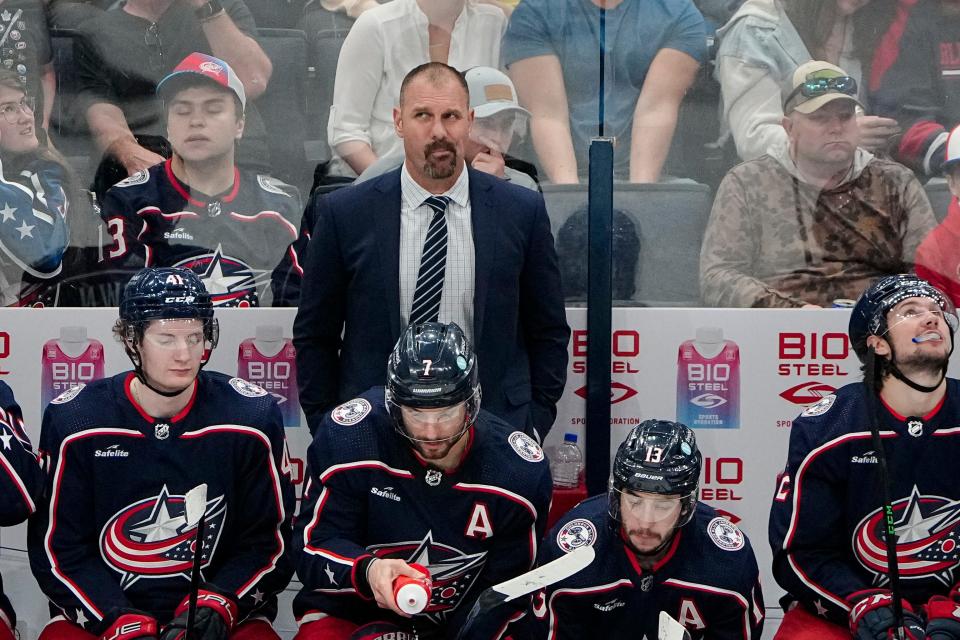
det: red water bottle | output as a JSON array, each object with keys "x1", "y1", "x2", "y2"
[{"x1": 393, "y1": 563, "x2": 431, "y2": 614}]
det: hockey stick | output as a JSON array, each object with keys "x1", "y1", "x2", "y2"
[
  {"x1": 184, "y1": 484, "x2": 208, "y2": 640},
  {"x1": 864, "y1": 348, "x2": 906, "y2": 640},
  {"x1": 453, "y1": 545, "x2": 596, "y2": 640},
  {"x1": 658, "y1": 611, "x2": 692, "y2": 640}
]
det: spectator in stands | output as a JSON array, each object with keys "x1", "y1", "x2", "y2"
[
  {"x1": 0, "y1": 0, "x2": 56, "y2": 138},
  {"x1": 324, "y1": 0, "x2": 506, "y2": 179},
  {"x1": 915, "y1": 124, "x2": 960, "y2": 305},
  {"x1": 74, "y1": 0, "x2": 273, "y2": 201},
  {"x1": 312, "y1": 0, "x2": 516, "y2": 19},
  {"x1": 355, "y1": 66, "x2": 539, "y2": 191},
  {"x1": 98, "y1": 53, "x2": 305, "y2": 307},
  {"x1": 0, "y1": 70, "x2": 72, "y2": 306},
  {"x1": 700, "y1": 60, "x2": 936, "y2": 307},
  {"x1": 716, "y1": 0, "x2": 900, "y2": 161},
  {"x1": 869, "y1": 0, "x2": 960, "y2": 180},
  {"x1": 501, "y1": 0, "x2": 706, "y2": 184},
  {"x1": 557, "y1": 207, "x2": 641, "y2": 301}
]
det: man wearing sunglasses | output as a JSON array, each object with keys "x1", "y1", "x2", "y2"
[
  {"x1": 701, "y1": 60, "x2": 937, "y2": 308},
  {"x1": 770, "y1": 274, "x2": 960, "y2": 639},
  {"x1": 292, "y1": 321, "x2": 551, "y2": 640},
  {"x1": 27, "y1": 266, "x2": 295, "y2": 640},
  {"x1": 528, "y1": 419, "x2": 764, "y2": 639}
]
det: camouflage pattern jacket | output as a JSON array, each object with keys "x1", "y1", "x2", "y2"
[{"x1": 700, "y1": 147, "x2": 936, "y2": 307}]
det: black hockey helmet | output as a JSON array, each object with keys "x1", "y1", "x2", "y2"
[
  {"x1": 608, "y1": 419, "x2": 701, "y2": 529},
  {"x1": 386, "y1": 322, "x2": 481, "y2": 439},
  {"x1": 849, "y1": 274, "x2": 957, "y2": 362}
]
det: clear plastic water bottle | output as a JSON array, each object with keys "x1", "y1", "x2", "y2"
[{"x1": 551, "y1": 433, "x2": 583, "y2": 489}]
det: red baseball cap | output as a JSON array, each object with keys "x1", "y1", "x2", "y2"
[{"x1": 157, "y1": 52, "x2": 246, "y2": 110}]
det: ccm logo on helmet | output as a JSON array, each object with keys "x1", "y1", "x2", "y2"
[{"x1": 164, "y1": 295, "x2": 196, "y2": 303}]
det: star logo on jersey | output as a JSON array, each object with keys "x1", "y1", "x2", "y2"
[
  {"x1": 368, "y1": 532, "x2": 486, "y2": 623},
  {"x1": 853, "y1": 486, "x2": 960, "y2": 585},
  {"x1": 174, "y1": 245, "x2": 268, "y2": 307},
  {"x1": 100, "y1": 485, "x2": 227, "y2": 588}
]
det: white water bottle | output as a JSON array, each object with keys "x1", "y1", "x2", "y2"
[{"x1": 551, "y1": 433, "x2": 583, "y2": 489}]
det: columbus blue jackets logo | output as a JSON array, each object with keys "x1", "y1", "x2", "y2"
[
  {"x1": 331, "y1": 398, "x2": 371, "y2": 426},
  {"x1": 174, "y1": 244, "x2": 268, "y2": 307},
  {"x1": 100, "y1": 485, "x2": 227, "y2": 588},
  {"x1": 368, "y1": 532, "x2": 486, "y2": 623},
  {"x1": 854, "y1": 486, "x2": 960, "y2": 585},
  {"x1": 508, "y1": 431, "x2": 543, "y2": 462}
]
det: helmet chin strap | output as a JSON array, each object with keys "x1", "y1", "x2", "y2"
[{"x1": 885, "y1": 341, "x2": 948, "y2": 394}]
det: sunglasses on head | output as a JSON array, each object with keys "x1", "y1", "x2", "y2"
[{"x1": 784, "y1": 73, "x2": 857, "y2": 110}]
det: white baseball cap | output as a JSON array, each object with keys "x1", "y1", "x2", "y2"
[
  {"x1": 464, "y1": 67, "x2": 530, "y2": 120},
  {"x1": 944, "y1": 124, "x2": 960, "y2": 172}
]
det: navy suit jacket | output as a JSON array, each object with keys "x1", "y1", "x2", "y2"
[{"x1": 293, "y1": 166, "x2": 570, "y2": 438}]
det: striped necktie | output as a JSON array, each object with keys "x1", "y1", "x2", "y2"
[{"x1": 409, "y1": 195, "x2": 452, "y2": 326}]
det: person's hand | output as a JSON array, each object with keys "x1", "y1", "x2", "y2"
[
  {"x1": 97, "y1": 612, "x2": 159, "y2": 640},
  {"x1": 470, "y1": 134, "x2": 507, "y2": 178},
  {"x1": 857, "y1": 115, "x2": 900, "y2": 152},
  {"x1": 801, "y1": 303, "x2": 823, "y2": 309},
  {"x1": 848, "y1": 589, "x2": 924, "y2": 640},
  {"x1": 927, "y1": 589, "x2": 960, "y2": 640},
  {"x1": 159, "y1": 588, "x2": 237, "y2": 640},
  {"x1": 110, "y1": 138, "x2": 165, "y2": 176},
  {"x1": 366, "y1": 558, "x2": 429, "y2": 617}
]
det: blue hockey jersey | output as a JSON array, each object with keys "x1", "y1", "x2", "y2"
[
  {"x1": 293, "y1": 389, "x2": 553, "y2": 639},
  {"x1": 27, "y1": 371, "x2": 295, "y2": 631},
  {"x1": 0, "y1": 381, "x2": 43, "y2": 630},
  {"x1": 770, "y1": 380, "x2": 960, "y2": 624},
  {"x1": 99, "y1": 159, "x2": 306, "y2": 306},
  {"x1": 530, "y1": 497, "x2": 763, "y2": 640}
]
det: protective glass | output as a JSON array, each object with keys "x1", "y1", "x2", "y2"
[
  {"x1": 399, "y1": 401, "x2": 468, "y2": 443},
  {"x1": 0, "y1": 96, "x2": 35, "y2": 124},
  {"x1": 141, "y1": 319, "x2": 208, "y2": 351},
  {"x1": 617, "y1": 490, "x2": 684, "y2": 523},
  {"x1": 470, "y1": 112, "x2": 526, "y2": 151}
]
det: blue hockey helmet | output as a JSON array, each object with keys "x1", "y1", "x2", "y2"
[
  {"x1": 849, "y1": 274, "x2": 957, "y2": 362},
  {"x1": 120, "y1": 267, "x2": 215, "y2": 323},
  {"x1": 609, "y1": 419, "x2": 701, "y2": 529}
]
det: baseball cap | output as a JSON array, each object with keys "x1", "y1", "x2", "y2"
[
  {"x1": 782, "y1": 60, "x2": 862, "y2": 115},
  {"x1": 464, "y1": 67, "x2": 530, "y2": 120},
  {"x1": 944, "y1": 123, "x2": 960, "y2": 172},
  {"x1": 157, "y1": 52, "x2": 246, "y2": 110}
]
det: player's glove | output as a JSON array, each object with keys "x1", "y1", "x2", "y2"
[
  {"x1": 159, "y1": 587, "x2": 238, "y2": 640},
  {"x1": 926, "y1": 588, "x2": 960, "y2": 640},
  {"x1": 96, "y1": 611, "x2": 159, "y2": 640},
  {"x1": 848, "y1": 589, "x2": 925, "y2": 640}
]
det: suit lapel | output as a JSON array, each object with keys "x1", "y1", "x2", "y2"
[
  {"x1": 470, "y1": 169, "x2": 498, "y2": 346},
  {"x1": 375, "y1": 171, "x2": 403, "y2": 341}
]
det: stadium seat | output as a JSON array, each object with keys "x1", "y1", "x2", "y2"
[
  {"x1": 255, "y1": 28, "x2": 311, "y2": 192},
  {"x1": 925, "y1": 178, "x2": 951, "y2": 223},
  {"x1": 299, "y1": 6, "x2": 355, "y2": 164},
  {"x1": 49, "y1": 28, "x2": 97, "y2": 182},
  {"x1": 543, "y1": 182, "x2": 712, "y2": 307},
  {"x1": 247, "y1": 0, "x2": 308, "y2": 28}
]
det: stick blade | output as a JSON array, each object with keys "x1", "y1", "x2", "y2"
[
  {"x1": 658, "y1": 611, "x2": 692, "y2": 640},
  {"x1": 184, "y1": 483, "x2": 207, "y2": 527},
  {"x1": 494, "y1": 545, "x2": 595, "y2": 602}
]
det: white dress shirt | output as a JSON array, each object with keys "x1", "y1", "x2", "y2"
[
  {"x1": 326, "y1": 0, "x2": 506, "y2": 177},
  {"x1": 399, "y1": 162, "x2": 475, "y2": 341}
]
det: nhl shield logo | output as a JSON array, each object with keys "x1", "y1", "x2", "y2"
[
  {"x1": 908, "y1": 420, "x2": 923, "y2": 437},
  {"x1": 154, "y1": 423, "x2": 170, "y2": 440},
  {"x1": 331, "y1": 398, "x2": 371, "y2": 426},
  {"x1": 425, "y1": 469, "x2": 443, "y2": 487},
  {"x1": 100, "y1": 485, "x2": 227, "y2": 588},
  {"x1": 556, "y1": 518, "x2": 597, "y2": 553}
]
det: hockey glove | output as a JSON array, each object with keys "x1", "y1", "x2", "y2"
[
  {"x1": 927, "y1": 589, "x2": 960, "y2": 640},
  {"x1": 159, "y1": 587, "x2": 238, "y2": 640},
  {"x1": 848, "y1": 589, "x2": 924, "y2": 640},
  {"x1": 97, "y1": 611, "x2": 159, "y2": 640}
]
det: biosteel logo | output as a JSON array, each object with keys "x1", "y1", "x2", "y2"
[
  {"x1": 779, "y1": 381, "x2": 837, "y2": 405},
  {"x1": 571, "y1": 329, "x2": 641, "y2": 404}
]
